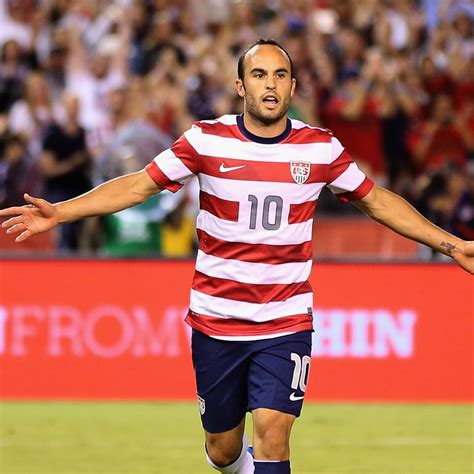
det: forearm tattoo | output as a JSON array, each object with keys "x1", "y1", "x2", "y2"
[{"x1": 440, "y1": 241, "x2": 456, "y2": 256}]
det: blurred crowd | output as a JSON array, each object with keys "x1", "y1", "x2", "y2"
[{"x1": 0, "y1": 0, "x2": 473, "y2": 256}]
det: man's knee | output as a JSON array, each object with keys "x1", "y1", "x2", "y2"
[
  {"x1": 205, "y1": 431, "x2": 254, "y2": 473},
  {"x1": 253, "y1": 426, "x2": 289, "y2": 459},
  {"x1": 206, "y1": 433, "x2": 243, "y2": 467},
  {"x1": 252, "y1": 409, "x2": 295, "y2": 460},
  {"x1": 205, "y1": 420, "x2": 246, "y2": 468}
]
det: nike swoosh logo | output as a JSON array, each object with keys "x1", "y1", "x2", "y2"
[
  {"x1": 219, "y1": 164, "x2": 246, "y2": 173},
  {"x1": 289, "y1": 392, "x2": 305, "y2": 402}
]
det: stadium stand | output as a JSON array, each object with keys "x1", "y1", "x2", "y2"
[{"x1": 0, "y1": 0, "x2": 472, "y2": 257}]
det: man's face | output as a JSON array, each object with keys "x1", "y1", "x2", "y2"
[
  {"x1": 432, "y1": 95, "x2": 454, "y2": 124},
  {"x1": 236, "y1": 45, "x2": 295, "y2": 126},
  {"x1": 90, "y1": 55, "x2": 109, "y2": 79},
  {"x1": 63, "y1": 94, "x2": 79, "y2": 120}
]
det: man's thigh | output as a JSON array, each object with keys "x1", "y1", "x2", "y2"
[
  {"x1": 248, "y1": 330, "x2": 313, "y2": 417},
  {"x1": 191, "y1": 329, "x2": 250, "y2": 433}
]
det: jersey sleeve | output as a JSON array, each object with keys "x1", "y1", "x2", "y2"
[
  {"x1": 326, "y1": 136, "x2": 374, "y2": 202},
  {"x1": 145, "y1": 125, "x2": 201, "y2": 192}
]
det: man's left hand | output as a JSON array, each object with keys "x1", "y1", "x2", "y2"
[{"x1": 453, "y1": 241, "x2": 474, "y2": 275}]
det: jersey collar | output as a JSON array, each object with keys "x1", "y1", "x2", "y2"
[{"x1": 237, "y1": 114, "x2": 292, "y2": 144}]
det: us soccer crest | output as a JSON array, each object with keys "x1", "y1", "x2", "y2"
[
  {"x1": 290, "y1": 161, "x2": 311, "y2": 185},
  {"x1": 198, "y1": 396, "x2": 205, "y2": 415}
]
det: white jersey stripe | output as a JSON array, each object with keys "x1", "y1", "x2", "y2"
[
  {"x1": 153, "y1": 149, "x2": 194, "y2": 184},
  {"x1": 331, "y1": 136, "x2": 345, "y2": 159},
  {"x1": 187, "y1": 133, "x2": 333, "y2": 164},
  {"x1": 327, "y1": 162, "x2": 366, "y2": 194},
  {"x1": 195, "y1": 250, "x2": 312, "y2": 284},
  {"x1": 199, "y1": 173, "x2": 325, "y2": 203},
  {"x1": 196, "y1": 210, "x2": 313, "y2": 245},
  {"x1": 189, "y1": 289, "x2": 313, "y2": 322},
  {"x1": 208, "y1": 333, "x2": 294, "y2": 341}
]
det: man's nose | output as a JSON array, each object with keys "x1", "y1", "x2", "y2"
[{"x1": 265, "y1": 76, "x2": 276, "y2": 89}]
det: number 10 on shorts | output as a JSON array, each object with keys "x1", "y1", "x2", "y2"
[{"x1": 291, "y1": 353, "x2": 311, "y2": 393}]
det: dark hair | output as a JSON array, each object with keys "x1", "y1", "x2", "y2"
[
  {"x1": 4, "y1": 133, "x2": 24, "y2": 147},
  {"x1": 237, "y1": 38, "x2": 294, "y2": 81}
]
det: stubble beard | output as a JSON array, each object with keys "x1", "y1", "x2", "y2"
[{"x1": 245, "y1": 95, "x2": 290, "y2": 127}]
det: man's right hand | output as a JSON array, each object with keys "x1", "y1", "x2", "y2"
[{"x1": 0, "y1": 193, "x2": 59, "y2": 243}]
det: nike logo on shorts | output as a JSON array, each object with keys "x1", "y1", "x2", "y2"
[
  {"x1": 289, "y1": 392, "x2": 305, "y2": 401},
  {"x1": 220, "y1": 164, "x2": 246, "y2": 173}
]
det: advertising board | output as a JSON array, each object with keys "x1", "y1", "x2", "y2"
[{"x1": 1, "y1": 261, "x2": 472, "y2": 401}]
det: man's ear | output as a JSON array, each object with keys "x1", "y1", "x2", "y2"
[
  {"x1": 235, "y1": 79, "x2": 246, "y2": 97},
  {"x1": 290, "y1": 78, "x2": 296, "y2": 97}
]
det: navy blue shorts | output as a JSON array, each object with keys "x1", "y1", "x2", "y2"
[{"x1": 191, "y1": 329, "x2": 313, "y2": 434}]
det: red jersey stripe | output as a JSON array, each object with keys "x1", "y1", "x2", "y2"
[
  {"x1": 285, "y1": 126, "x2": 332, "y2": 144},
  {"x1": 185, "y1": 310, "x2": 314, "y2": 337},
  {"x1": 200, "y1": 191, "x2": 239, "y2": 221},
  {"x1": 326, "y1": 150, "x2": 352, "y2": 184},
  {"x1": 192, "y1": 270, "x2": 312, "y2": 304},
  {"x1": 171, "y1": 135, "x2": 200, "y2": 174},
  {"x1": 200, "y1": 155, "x2": 328, "y2": 183},
  {"x1": 197, "y1": 121, "x2": 245, "y2": 140},
  {"x1": 289, "y1": 201, "x2": 317, "y2": 224},
  {"x1": 197, "y1": 229, "x2": 313, "y2": 264},
  {"x1": 337, "y1": 177, "x2": 375, "y2": 202},
  {"x1": 197, "y1": 119, "x2": 332, "y2": 145},
  {"x1": 145, "y1": 161, "x2": 182, "y2": 192}
]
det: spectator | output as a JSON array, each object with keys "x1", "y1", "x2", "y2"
[
  {"x1": 127, "y1": 1, "x2": 150, "y2": 75},
  {"x1": 0, "y1": 40, "x2": 28, "y2": 114},
  {"x1": 0, "y1": 0, "x2": 33, "y2": 50},
  {"x1": 40, "y1": 92, "x2": 91, "y2": 251},
  {"x1": 414, "y1": 164, "x2": 474, "y2": 251},
  {"x1": 377, "y1": 53, "x2": 423, "y2": 188},
  {"x1": 8, "y1": 71, "x2": 55, "y2": 157},
  {"x1": 420, "y1": 54, "x2": 452, "y2": 98},
  {"x1": 323, "y1": 64, "x2": 386, "y2": 182},
  {"x1": 96, "y1": 82, "x2": 172, "y2": 182},
  {"x1": 407, "y1": 93, "x2": 472, "y2": 172},
  {"x1": 0, "y1": 133, "x2": 41, "y2": 208},
  {"x1": 335, "y1": 27, "x2": 366, "y2": 81},
  {"x1": 43, "y1": 46, "x2": 67, "y2": 102},
  {"x1": 143, "y1": 12, "x2": 186, "y2": 75},
  {"x1": 450, "y1": 166, "x2": 474, "y2": 241},
  {"x1": 64, "y1": 9, "x2": 129, "y2": 132},
  {"x1": 374, "y1": 0, "x2": 424, "y2": 52}
]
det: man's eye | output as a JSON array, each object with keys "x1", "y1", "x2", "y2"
[
  {"x1": 255, "y1": 74, "x2": 264, "y2": 78},
  {"x1": 277, "y1": 73, "x2": 286, "y2": 78}
]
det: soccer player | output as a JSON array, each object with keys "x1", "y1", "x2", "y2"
[{"x1": 1, "y1": 40, "x2": 473, "y2": 474}]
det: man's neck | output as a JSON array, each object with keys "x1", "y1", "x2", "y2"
[{"x1": 242, "y1": 113, "x2": 288, "y2": 138}]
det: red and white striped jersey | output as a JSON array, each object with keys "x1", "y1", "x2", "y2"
[{"x1": 146, "y1": 114, "x2": 374, "y2": 340}]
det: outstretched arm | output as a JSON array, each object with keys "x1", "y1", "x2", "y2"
[
  {"x1": 0, "y1": 169, "x2": 161, "y2": 242},
  {"x1": 354, "y1": 185, "x2": 474, "y2": 274}
]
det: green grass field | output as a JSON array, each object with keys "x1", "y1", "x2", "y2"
[{"x1": 0, "y1": 402, "x2": 472, "y2": 473}]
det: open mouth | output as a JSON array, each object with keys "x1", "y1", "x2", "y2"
[{"x1": 262, "y1": 95, "x2": 279, "y2": 108}]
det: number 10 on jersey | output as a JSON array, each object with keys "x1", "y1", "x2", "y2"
[{"x1": 248, "y1": 194, "x2": 283, "y2": 231}]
